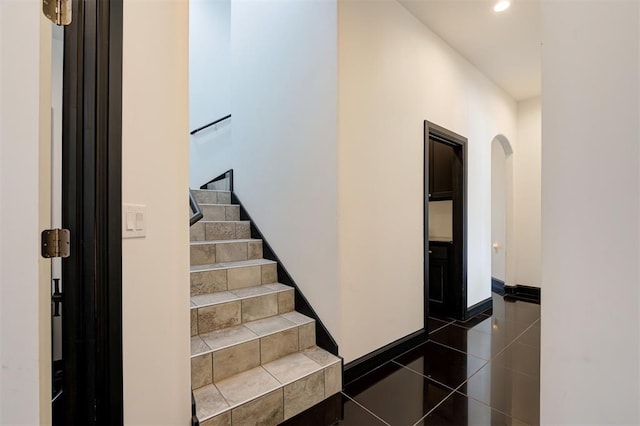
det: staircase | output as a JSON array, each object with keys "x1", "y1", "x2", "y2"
[{"x1": 189, "y1": 189, "x2": 342, "y2": 425}]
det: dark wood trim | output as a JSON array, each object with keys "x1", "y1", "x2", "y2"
[
  {"x1": 504, "y1": 285, "x2": 541, "y2": 305},
  {"x1": 343, "y1": 329, "x2": 427, "y2": 385},
  {"x1": 425, "y1": 121, "x2": 467, "y2": 321},
  {"x1": 230, "y1": 191, "x2": 340, "y2": 356},
  {"x1": 492, "y1": 277, "x2": 505, "y2": 295},
  {"x1": 60, "y1": 0, "x2": 123, "y2": 424},
  {"x1": 466, "y1": 297, "x2": 493, "y2": 319}
]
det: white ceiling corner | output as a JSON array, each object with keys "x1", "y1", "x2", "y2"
[{"x1": 398, "y1": 0, "x2": 541, "y2": 101}]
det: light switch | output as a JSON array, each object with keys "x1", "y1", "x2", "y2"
[{"x1": 123, "y1": 203, "x2": 147, "y2": 238}]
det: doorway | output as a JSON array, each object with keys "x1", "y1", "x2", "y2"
[{"x1": 424, "y1": 121, "x2": 467, "y2": 321}]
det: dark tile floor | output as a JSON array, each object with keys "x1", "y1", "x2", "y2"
[{"x1": 284, "y1": 293, "x2": 540, "y2": 426}]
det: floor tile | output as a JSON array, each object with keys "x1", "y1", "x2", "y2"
[
  {"x1": 429, "y1": 324, "x2": 509, "y2": 360},
  {"x1": 458, "y1": 362, "x2": 540, "y2": 425},
  {"x1": 394, "y1": 341, "x2": 487, "y2": 390},
  {"x1": 415, "y1": 391, "x2": 526, "y2": 426},
  {"x1": 340, "y1": 394, "x2": 388, "y2": 425},
  {"x1": 515, "y1": 321, "x2": 540, "y2": 349},
  {"x1": 280, "y1": 392, "x2": 385, "y2": 426},
  {"x1": 428, "y1": 317, "x2": 450, "y2": 334},
  {"x1": 492, "y1": 342, "x2": 540, "y2": 378},
  {"x1": 344, "y1": 361, "x2": 453, "y2": 425},
  {"x1": 454, "y1": 312, "x2": 492, "y2": 330}
]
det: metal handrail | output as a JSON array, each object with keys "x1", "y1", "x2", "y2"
[
  {"x1": 189, "y1": 189, "x2": 203, "y2": 226},
  {"x1": 189, "y1": 114, "x2": 231, "y2": 135}
]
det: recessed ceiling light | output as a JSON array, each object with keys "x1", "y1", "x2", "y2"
[{"x1": 493, "y1": 0, "x2": 511, "y2": 13}]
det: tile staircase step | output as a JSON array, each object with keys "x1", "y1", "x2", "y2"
[
  {"x1": 199, "y1": 204, "x2": 240, "y2": 222},
  {"x1": 191, "y1": 259, "x2": 278, "y2": 296},
  {"x1": 190, "y1": 239, "x2": 263, "y2": 266},
  {"x1": 190, "y1": 220, "x2": 251, "y2": 242},
  {"x1": 192, "y1": 189, "x2": 232, "y2": 205},
  {"x1": 193, "y1": 347, "x2": 342, "y2": 425},
  {"x1": 190, "y1": 283, "x2": 295, "y2": 335},
  {"x1": 191, "y1": 312, "x2": 317, "y2": 387}
]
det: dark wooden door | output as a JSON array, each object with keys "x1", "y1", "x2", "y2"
[
  {"x1": 428, "y1": 243, "x2": 453, "y2": 317},
  {"x1": 429, "y1": 139, "x2": 454, "y2": 200}
]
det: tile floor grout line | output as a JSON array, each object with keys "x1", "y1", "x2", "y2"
[
  {"x1": 427, "y1": 319, "x2": 457, "y2": 336},
  {"x1": 488, "y1": 316, "x2": 541, "y2": 362},
  {"x1": 390, "y1": 359, "x2": 486, "y2": 394},
  {"x1": 428, "y1": 339, "x2": 490, "y2": 362},
  {"x1": 341, "y1": 392, "x2": 391, "y2": 426},
  {"x1": 411, "y1": 388, "x2": 458, "y2": 426}
]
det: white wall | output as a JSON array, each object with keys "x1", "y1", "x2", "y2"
[
  {"x1": 122, "y1": 0, "x2": 191, "y2": 424},
  {"x1": 338, "y1": 0, "x2": 517, "y2": 362},
  {"x1": 0, "y1": 1, "x2": 52, "y2": 423},
  {"x1": 540, "y1": 2, "x2": 639, "y2": 423},
  {"x1": 189, "y1": 0, "x2": 233, "y2": 188},
  {"x1": 515, "y1": 97, "x2": 541, "y2": 288},
  {"x1": 491, "y1": 140, "x2": 507, "y2": 282},
  {"x1": 230, "y1": 0, "x2": 340, "y2": 339}
]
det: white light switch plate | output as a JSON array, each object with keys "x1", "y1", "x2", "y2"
[{"x1": 122, "y1": 204, "x2": 146, "y2": 238}]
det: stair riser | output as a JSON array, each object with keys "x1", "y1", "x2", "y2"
[
  {"x1": 200, "y1": 205, "x2": 240, "y2": 222},
  {"x1": 191, "y1": 263, "x2": 277, "y2": 296},
  {"x1": 190, "y1": 241, "x2": 263, "y2": 266},
  {"x1": 190, "y1": 290, "x2": 295, "y2": 336},
  {"x1": 193, "y1": 190, "x2": 231, "y2": 205},
  {"x1": 195, "y1": 363, "x2": 341, "y2": 425},
  {"x1": 191, "y1": 322, "x2": 315, "y2": 389},
  {"x1": 190, "y1": 221, "x2": 251, "y2": 241}
]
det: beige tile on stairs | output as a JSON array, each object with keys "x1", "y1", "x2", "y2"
[
  {"x1": 200, "y1": 412, "x2": 230, "y2": 426},
  {"x1": 230, "y1": 389, "x2": 283, "y2": 426},
  {"x1": 194, "y1": 384, "x2": 230, "y2": 421},
  {"x1": 212, "y1": 340, "x2": 260, "y2": 382},
  {"x1": 226, "y1": 265, "x2": 261, "y2": 290},
  {"x1": 261, "y1": 263, "x2": 277, "y2": 284},
  {"x1": 262, "y1": 352, "x2": 323, "y2": 385},
  {"x1": 200, "y1": 325, "x2": 258, "y2": 352},
  {"x1": 241, "y1": 294, "x2": 278, "y2": 323},
  {"x1": 191, "y1": 243, "x2": 216, "y2": 266},
  {"x1": 215, "y1": 366, "x2": 280, "y2": 407},
  {"x1": 283, "y1": 370, "x2": 324, "y2": 420},
  {"x1": 191, "y1": 269, "x2": 228, "y2": 296},
  {"x1": 191, "y1": 353, "x2": 213, "y2": 389},
  {"x1": 205, "y1": 222, "x2": 236, "y2": 240},
  {"x1": 197, "y1": 301, "x2": 242, "y2": 334},
  {"x1": 260, "y1": 327, "x2": 299, "y2": 363},
  {"x1": 215, "y1": 242, "x2": 247, "y2": 263}
]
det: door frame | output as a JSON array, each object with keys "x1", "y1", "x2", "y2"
[
  {"x1": 59, "y1": 0, "x2": 124, "y2": 423},
  {"x1": 424, "y1": 121, "x2": 467, "y2": 322}
]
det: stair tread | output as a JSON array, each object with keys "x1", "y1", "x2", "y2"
[
  {"x1": 198, "y1": 203, "x2": 237, "y2": 207},
  {"x1": 191, "y1": 311, "x2": 313, "y2": 357},
  {"x1": 192, "y1": 189, "x2": 230, "y2": 193},
  {"x1": 190, "y1": 258, "x2": 275, "y2": 272},
  {"x1": 190, "y1": 238, "x2": 260, "y2": 246},
  {"x1": 190, "y1": 283, "x2": 293, "y2": 309},
  {"x1": 194, "y1": 347, "x2": 341, "y2": 422}
]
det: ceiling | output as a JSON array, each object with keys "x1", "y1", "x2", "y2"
[{"x1": 398, "y1": 0, "x2": 541, "y2": 101}]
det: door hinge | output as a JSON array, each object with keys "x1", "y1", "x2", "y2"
[
  {"x1": 43, "y1": 0, "x2": 72, "y2": 26},
  {"x1": 41, "y1": 229, "x2": 70, "y2": 259}
]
